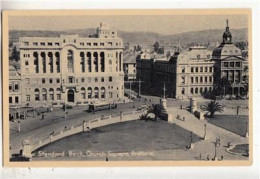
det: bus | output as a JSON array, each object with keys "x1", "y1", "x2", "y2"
[{"x1": 88, "y1": 102, "x2": 117, "y2": 112}]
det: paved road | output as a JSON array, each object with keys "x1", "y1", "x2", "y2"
[{"x1": 9, "y1": 94, "x2": 249, "y2": 161}]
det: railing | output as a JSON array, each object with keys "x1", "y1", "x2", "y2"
[{"x1": 30, "y1": 110, "x2": 145, "y2": 153}]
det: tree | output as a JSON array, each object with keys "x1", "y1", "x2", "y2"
[
  {"x1": 10, "y1": 46, "x2": 20, "y2": 62},
  {"x1": 147, "y1": 104, "x2": 166, "y2": 121},
  {"x1": 201, "y1": 101, "x2": 224, "y2": 118},
  {"x1": 157, "y1": 46, "x2": 164, "y2": 54},
  {"x1": 153, "y1": 41, "x2": 160, "y2": 53},
  {"x1": 213, "y1": 77, "x2": 231, "y2": 97}
]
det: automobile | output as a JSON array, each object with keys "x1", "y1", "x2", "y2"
[{"x1": 137, "y1": 105, "x2": 148, "y2": 111}]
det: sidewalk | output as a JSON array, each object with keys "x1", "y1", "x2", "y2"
[{"x1": 167, "y1": 107, "x2": 249, "y2": 160}]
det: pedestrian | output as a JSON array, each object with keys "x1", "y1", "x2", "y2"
[
  {"x1": 207, "y1": 154, "x2": 210, "y2": 160},
  {"x1": 64, "y1": 126, "x2": 67, "y2": 130},
  {"x1": 221, "y1": 155, "x2": 224, "y2": 160},
  {"x1": 199, "y1": 153, "x2": 201, "y2": 160},
  {"x1": 41, "y1": 113, "x2": 44, "y2": 120},
  {"x1": 106, "y1": 157, "x2": 108, "y2": 161}
]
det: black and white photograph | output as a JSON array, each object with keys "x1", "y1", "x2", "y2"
[{"x1": 3, "y1": 9, "x2": 252, "y2": 166}]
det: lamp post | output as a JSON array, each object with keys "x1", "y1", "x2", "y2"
[
  {"x1": 213, "y1": 138, "x2": 220, "y2": 161},
  {"x1": 245, "y1": 121, "x2": 249, "y2": 138},
  {"x1": 189, "y1": 131, "x2": 194, "y2": 149},
  {"x1": 138, "y1": 78, "x2": 141, "y2": 97},
  {"x1": 203, "y1": 124, "x2": 207, "y2": 140},
  {"x1": 18, "y1": 120, "x2": 21, "y2": 132},
  {"x1": 129, "y1": 80, "x2": 132, "y2": 100}
]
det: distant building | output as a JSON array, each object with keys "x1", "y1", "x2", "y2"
[
  {"x1": 9, "y1": 65, "x2": 21, "y2": 107},
  {"x1": 18, "y1": 23, "x2": 124, "y2": 107},
  {"x1": 123, "y1": 54, "x2": 137, "y2": 81},
  {"x1": 137, "y1": 20, "x2": 248, "y2": 99},
  {"x1": 212, "y1": 20, "x2": 247, "y2": 95},
  {"x1": 137, "y1": 46, "x2": 214, "y2": 99}
]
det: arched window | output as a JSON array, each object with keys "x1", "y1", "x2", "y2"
[
  {"x1": 200, "y1": 87, "x2": 203, "y2": 94},
  {"x1": 87, "y1": 52, "x2": 91, "y2": 72},
  {"x1": 205, "y1": 87, "x2": 208, "y2": 93},
  {"x1": 195, "y1": 88, "x2": 198, "y2": 94},
  {"x1": 42, "y1": 88, "x2": 47, "y2": 101},
  {"x1": 81, "y1": 87, "x2": 86, "y2": 99},
  {"x1": 34, "y1": 88, "x2": 40, "y2": 101},
  {"x1": 87, "y1": 87, "x2": 92, "y2": 99},
  {"x1": 209, "y1": 87, "x2": 212, "y2": 92},
  {"x1": 94, "y1": 87, "x2": 99, "y2": 98},
  {"x1": 190, "y1": 88, "x2": 194, "y2": 94},
  {"x1": 55, "y1": 52, "x2": 60, "y2": 73},
  {"x1": 93, "y1": 52, "x2": 98, "y2": 72},
  {"x1": 48, "y1": 52, "x2": 53, "y2": 73},
  {"x1": 100, "y1": 52, "x2": 105, "y2": 72},
  {"x1": 80, "y1": 52, "x2": 85, "y2": 73},
  {"x1": 101, "y1": 87, "x2": 105, "y2": 98},
  {"x1": 67, "y1": 50, "x2": 74, "y2": 73},
  {"x1": 48, "y1": 88, "x2": 54, "y2": 100},
  {"x1": 56, "y1": 88, "x2": 61, "y2": 100}
]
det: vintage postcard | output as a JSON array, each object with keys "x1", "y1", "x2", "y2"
[{"x1": 2, "y1": 9, "x2": 252, "y2": 167}]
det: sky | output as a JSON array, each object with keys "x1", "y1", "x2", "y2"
[{"x1": 9, "y1": 14, "x2": 248, "y2": 35}]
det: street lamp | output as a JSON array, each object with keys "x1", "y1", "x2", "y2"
[
  {"x1": 189, "y1": 131, "x2": 194, "y2": 149},
  {"x1": 18, "y1": 120, "x2": 21, "y2": 132},
  {"x1": 203, "y1": 124, "x2": 207, "y2": 140},
  {"x1": 213, "y1": 138, "x2": 220, "y2": 161},
  {"x1": 245, "y1": 121, "x2": 249, "y2": 138}
]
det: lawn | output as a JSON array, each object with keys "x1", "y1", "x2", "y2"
[
  {"x1": 207, "y1": 115, "x2": 249, "y2": 136},
  {"x1": 33, "y1": 120, "x2": 201, "y2": 160},
  {"x1": 230, "y1": 144, "x2": 249, "y2": 155}
]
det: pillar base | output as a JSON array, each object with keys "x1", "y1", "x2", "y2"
[
  {"x1": 245, "y1": 132, "x2": 249, "y2": 138},
  {"x1": 203, "y1": 135, "x2": 207, "y2": 140},
  {"x1": 213, "y1": 156, "x2": 218, "y2": 161},
  {"x1": 189, "y1": 143, "x2": 194, "y2": 149}
]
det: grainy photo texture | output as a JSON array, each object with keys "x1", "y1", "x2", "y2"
[{"x1": 3, "y1": 10, "x2": 252, "y2": 166}]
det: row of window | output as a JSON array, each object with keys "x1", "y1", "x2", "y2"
[
  {"x1": 190, "y1": 66, "x2": 213, "y2": 73},
  {"x1": 79, "y1": 42, "x2": 121, "y2": 47},
  {"x1": 9, "y1": 96, "x2": 19, "y2": 104},
  {"x1": 181, "y1": 87, "x2": 212, "y2": 95},
  {"x1": 23, "y1": 41, "x2": 121, "y2": 47},
  {"x1": 31, "y1": 50, "x2": 122, "y2": 74},
  {"x1": 32, "y1": 87, "x2": 107, "y2": 102},
  {"x1": 223, "y1": 62, "x2": 241, "y2": 68},
  {"x1": 24, "y1": 41, "x2": 60, "y2": 46},
  {"x1": 190, "y1": 76, "x2": 213, "y2": 84},
  {"x1": 9, "y1": 84, "x2": 19, "y2": 91},
  {"x1": 25, "y1": 76, "x2": 113, "y2": 84}
]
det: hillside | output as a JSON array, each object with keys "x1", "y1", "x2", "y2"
[{"x1": 9, "y1": 28, "x2": 248, "y2": 46}]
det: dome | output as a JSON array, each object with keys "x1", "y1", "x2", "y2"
[{"x1": 212, "y1": 44, "x2": 242, "y2": 59}]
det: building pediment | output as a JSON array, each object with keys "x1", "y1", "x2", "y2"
[{"x1": 221, "y1": 55, "x2": 244, "y2": 61}]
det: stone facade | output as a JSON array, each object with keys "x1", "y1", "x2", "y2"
[
  {"x1": 19, "y1": 23, "x2": 124, "y2": 107},
  {"x1": 136, "y1": 20, "x2": 248, "y2": 99},
  {"x1": 9, "y1": 65, "x2": 21, "y2": 107}
]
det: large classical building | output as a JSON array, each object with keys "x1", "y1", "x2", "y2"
[
  {"x1": 9, "y1": 65, "x2": 21, "y2": 107},
  {"x1": 19, "y1": 23, "x2": 124, "y2": 107},
  {"x1": 136, "y1": 20, "x2": 248, "y2": 99},
  {"x1": 137, "y1": 46, "x2": 214, "y2": 99},
  {"x1": 212, "y1": 20, "x2": 248, "y2": 95}
]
